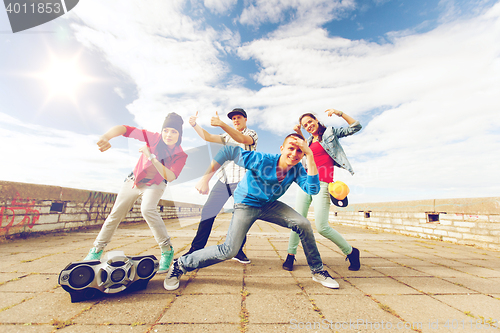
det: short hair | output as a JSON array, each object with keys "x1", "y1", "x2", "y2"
[{"x1": 283, "y1": 132, "x2": 304, "y2": 145}]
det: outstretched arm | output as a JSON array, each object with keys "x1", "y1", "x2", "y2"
[
  {"x1": 212, "y1": 111, "x2": 254, "y2": 145},
  {"x1": 189, "y1": 111, "x2": 224, "y2": 144},
  {"x1": 194, "y1": 145, "x2": 245, "y2": 194},
  {"x1": 195, "y1": 160, "x2": 222, "y2": 195},
  {"x1": 97, "y1": 125, "x2": 127, "y2": 152},
  {"x1": 325, "y1": 108, "x2": 357, "y2": 125}
]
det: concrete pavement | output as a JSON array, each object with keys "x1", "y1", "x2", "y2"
[{"x1": 1, "y1": 213, "x2": 500, "y2": 332}]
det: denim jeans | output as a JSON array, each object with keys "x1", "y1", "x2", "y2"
[
  {"x1": 288, "y1": 181, "x2": 352, "y2": 255},
  {"x1": 179, "y1": 201, "x2": 324, "y2": 273},
  {"x1": 93, "y1": 175, "x2": 171, "y2": 252},
  {"x1": 188, "y1": 180, "x2": 246, "y2": 253}
]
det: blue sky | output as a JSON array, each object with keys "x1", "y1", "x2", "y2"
[{"x1": 1, "y1": 0, "x2": 499, "y2": 208}]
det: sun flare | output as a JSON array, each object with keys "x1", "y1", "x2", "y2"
[{"x1": 37, "y1": 53, "x2": 93, "y2": 103}]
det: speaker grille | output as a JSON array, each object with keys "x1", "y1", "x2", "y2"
[
  {"x1": 136, "y1": 258, "x2": 155, "y2": 278},
  {"x1": 110, "y1": 268, "x2": 126, "y2": 283},
  {"x1": 69, "y1": 265, "x2": 95, "y2": 289}
]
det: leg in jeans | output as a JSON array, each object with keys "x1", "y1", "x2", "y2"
[
  {"x1": 260, "y1": 201, "x2": 324, "y2": 272},
  {"x1": 180, "y1": 203, "x2": 258, "y2": 271},
  {"x1": 189, "y1": 181, "x2": 247, "y2": 253},
  {"x1": 313, "y1": 182, "x2": 352, "y2": 255},
  {"x1": 93, "y1": 178, "x2": 141, "y2": 252},
  {"x1": 140, "y1": 182, "x2": 171, "y2": 250},
  {"x1": 287, "y1": 187, "x2": 312, "y2": 255}
]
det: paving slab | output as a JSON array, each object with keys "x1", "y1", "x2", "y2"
[{"x1": 0, "y1": 212, "x2": 499, "y2": 332}]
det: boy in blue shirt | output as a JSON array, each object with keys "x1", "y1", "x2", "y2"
[{"x1": 164, "y1": 133, "x2": 340, "y2": 290}]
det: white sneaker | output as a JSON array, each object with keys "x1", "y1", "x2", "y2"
[
  {"x1": 312, "y1": 270, "x2": 340, "y2": 289},
  {"x1": 163, "y1": 260, "x2": 184, "y2": 291}
]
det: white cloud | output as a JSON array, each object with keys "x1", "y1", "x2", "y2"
[
  {"x1": 53, "y1": 0, "x2": 500, "y2": 203},
  {"x1": 0, "y1": 112, "x2": 133, "y2": 193},
  {"x1": 234, "y1": 2, "x2": 500, "y2": 201},
  {"x1": 114, "y1": 87, "x2": 125, "y2": 98},
  {"x1": 0, "y1": 111, "x2": 214, "y2": 205},
  {"x1": 204, "y1": 0, "x2": 238, "y2": 14},
  {"x1": 66, "y1": 0, "x2": 236, "y2": 129},
  {"x1": 239, "y1": 0, "x2": 355, "y2": 27},
  {"x1": 237, "y1": 3, "x2": 500, "y2": 128}
]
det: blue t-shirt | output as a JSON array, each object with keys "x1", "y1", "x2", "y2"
[{"x1": 214, "y1": 146, "x2": 320, "y2": 207}]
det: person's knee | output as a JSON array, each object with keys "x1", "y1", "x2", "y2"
[
  {"x1": 219, "y1": 243, "x2": 239, "y2": 260},
  {"x1": 317, "y1": 225, "x2": 331, "y2": 237},
  {"x1": 141, "y1": 206, "x2": 159, "y2": 220},
  {"x1": 292, "y1": 219, "x2": 313, "y2": 235}
]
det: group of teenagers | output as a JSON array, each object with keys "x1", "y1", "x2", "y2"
[{"x1": 84, "y1": 107, "x2": 362, "y2": 290}]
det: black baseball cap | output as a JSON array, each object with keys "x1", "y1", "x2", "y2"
[
  {"x1": 227, "y1": 108, "x2": 247, "y2": 119},
  {"x1": 328, "y1": 181, "x2": 350, "y2": 207}
]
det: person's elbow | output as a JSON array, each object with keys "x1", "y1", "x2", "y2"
[
  {"x1": 310, "y1": 186, "x2": 320, "y2": 195},
  {"x1": 164, "y1": 169, "x2": 178, "y2": 182},
  {"x1": 239, "y1": 136, "x2": 254, "y2": 145},
  {"x1": 305, "y1": 183, "x2": 320, "y2": 195}
]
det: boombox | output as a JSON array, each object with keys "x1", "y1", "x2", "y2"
[{"x1": 58, "y1": 251, "x2": 159, "y2": 302}]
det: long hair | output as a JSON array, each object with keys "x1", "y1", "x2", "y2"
[{"x1": 299, "y1": 113, "x2": 326, "y2": 139}]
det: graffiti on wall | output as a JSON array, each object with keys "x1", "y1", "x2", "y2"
[
  {"x1": 84, "y1": 191, "x2": 117, "y2": 222},
  {"x1": 0, "y1": 193, "x2": 40, "y2": 234}
]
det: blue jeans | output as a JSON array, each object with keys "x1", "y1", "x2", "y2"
[
  {"x1": 188, "y1": 180, "x2": 246, "y2": 253},
  {"x1": 179, "y1": 201, "x2": 324, "y2": 273}
]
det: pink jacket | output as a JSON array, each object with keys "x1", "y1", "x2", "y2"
[{"x1": 124, "y1": 126, "x2": 187, "y2": 186}]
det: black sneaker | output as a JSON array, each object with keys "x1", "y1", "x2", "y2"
[
  {"x1": 163, "y1": 260, "x2": 184, "y2": 291},
  {"x1": 282, "y1": 254, "x2": 296, "y2": 271},
  {"x1": 232, "y1": 251, "x2": 251, "y2": 264},
  {"x1": 346, "y1": 247, "x2": 360, "y2": 271}
]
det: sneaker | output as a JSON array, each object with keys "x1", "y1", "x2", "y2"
[
  {"x1": 158, "y1": 247, "x2": 174, "y2": 274},
  {"x1": 346, "y1": 247, "x2": 360, "y2": 271},
  {"x1": 312, "y1": 270, "x2": 340, "y2": 289},
  {"x1": 163, "y1": 260, "x2": 184, "y2": 291},
  {"x1": 231, "y1": 251, "x2": 251, "y2": 264},
  {"x1": 282, "y1": 254, "x2": 296, "y2": 271},
  {"x1": 84, "y1": 248, "x2": 103, "y2": 261}
]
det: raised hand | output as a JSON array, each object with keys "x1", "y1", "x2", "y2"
[
  {"x1": 289, "y1": 135, "x2": 312, "y2": 156},
  {"x1": 189, "y1": 111, "x2": 199, "y2": 127},
  {"x1": 325, "y1": 108, "x2": 342, "y2": 117},
  {"x1": 210, "y1": 111, "x2": 224, "y2": 127},
  {"x1": 293, "y1": 124, "x2": 302, "y2": 134}
]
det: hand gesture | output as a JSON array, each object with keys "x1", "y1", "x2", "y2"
[
  {"x1": 293, "y1": 124, "x2": 302, "y2": 134},
  {"x1": 210, "y1": 111, "x2": 224, "y2": 127},
  {"x1": 325, "y1": 108, "x2": 342, "y2": 117},
  {"x1": 97, "y1": 136, "x2": 111, "y2": 152},
  {"x1": 195, "y1": 178, "x2": 210, "y2": 195},
  {"x1": 139, "y1": 145, "x2": 151, "y2": 159},
  {"x1": 289, "y1": 135, "x2": 312, "y2": 156},
  {"x1": 189, "y1": 111, "x2": 198, "y2": 127}
]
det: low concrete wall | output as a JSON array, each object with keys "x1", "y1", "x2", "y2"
[
  {"x1": 0, "y1": 181, "x2": 202, "y2": 238},
  {"x1": 327, "y1": 197, "x2": 500, "y2": 250}
]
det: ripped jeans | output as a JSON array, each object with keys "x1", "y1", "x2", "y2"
[{"x1": 179, "y1": 201, "x2": 324, "y2": 273}]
